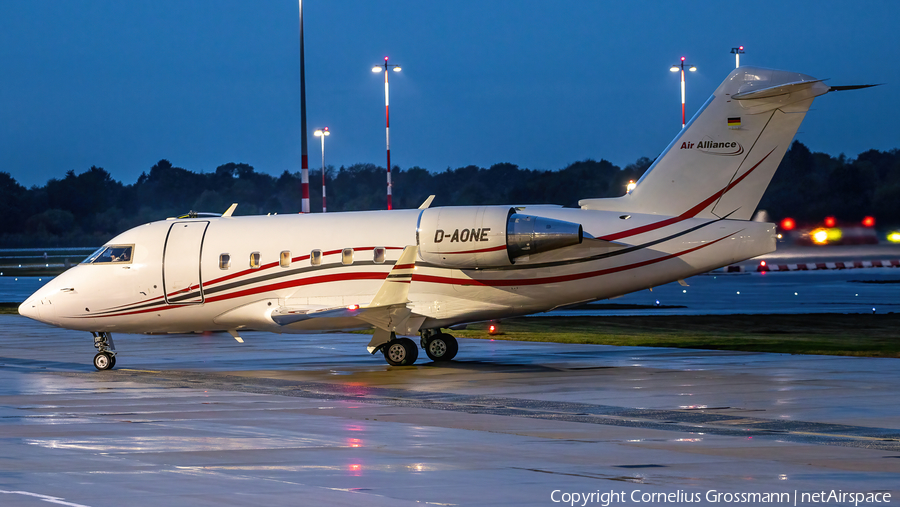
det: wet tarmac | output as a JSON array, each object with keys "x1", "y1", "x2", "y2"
[{"x1": 1, "y1": 316, "x2": 898, "y2": 506}]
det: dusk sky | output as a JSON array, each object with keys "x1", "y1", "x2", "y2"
[{"x1": 1, "y1": 1, "x2": 896, "y2": 188}]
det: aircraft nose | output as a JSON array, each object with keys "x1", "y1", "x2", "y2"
[{"x1": 18, "y1": 297, "x2": 42, "y2": 320}]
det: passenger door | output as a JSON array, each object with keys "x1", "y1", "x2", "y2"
[{"x1": 163, "y1": 221, "x2": 209, "y2": 304}]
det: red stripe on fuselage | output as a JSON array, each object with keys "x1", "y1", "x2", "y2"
[
  {"x1": 598, "y1": 148, "x2": 776, "y2": 242},
  {"x1": 413, "y1": 232, "x2": 732, "y2": 287},
  {"x1": 77, "y1": 231, "x2": 733, "y2": 320}
]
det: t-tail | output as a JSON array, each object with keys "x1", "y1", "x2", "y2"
[{"x1": 580, "y1": 66, "x2": 866, "y2": 220}]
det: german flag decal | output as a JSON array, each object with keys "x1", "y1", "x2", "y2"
[{"x1": 727, "y1": 117, "x2": 741, "y2": 129}]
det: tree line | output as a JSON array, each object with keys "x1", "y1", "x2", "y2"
[{"x1": 0, "y1": 140, "x2": 897, "y2": 247}]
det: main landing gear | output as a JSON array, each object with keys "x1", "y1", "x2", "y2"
[
  {"x1": 420, "y1": 329, "x2": 459, "y2": 362},
  {"x1": 382, "y1": 334, "x2": 418, "y2": 366},
  {"x1": 92, "y1": 332, "x2": 117, "y2": 371},
  {"x1": 377, "y1": 329, "x2": 459, "y2": 366}
]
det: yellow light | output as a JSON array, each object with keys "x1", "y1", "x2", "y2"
[
  {"x1": 689, "y1": 66, "x2": 697, "y2": 72},
  {"x1": 314, "y1": 130, "x2": 323, "y2": 137},
  {"x1": 372, "y1": 66, "x2": 382, "y2": 73},
  {"x1": 392, "y1": 66, "x2": 402, "y2": 72},
  {"x1": 626, "y1": 180, "x2": 636, "y2": 193},
  {"x1": 888, "y1": 232, "x2": 900, "y2": 243},
  {"x1": 670, "y1": 66, "x2": 679, "y2": 72},
  {"x1": 811, "y1": 228, "x2": 828, "y2": 244}
]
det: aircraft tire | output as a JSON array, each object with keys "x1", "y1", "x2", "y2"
[
  {"x1": 383, "y1": 338, "x2": 418, "y2": 366},
  {"x1": 93, "y1": 352, "x2": 114, "y2": 371},
  {"x1": 109, "y1": 355, "x2": 117, "y2": 369},
  {"x1": 425, "y1": 334, "x2": 458, "y2": 362}
]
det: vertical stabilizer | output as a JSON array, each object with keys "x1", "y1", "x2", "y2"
[{"x1": 580, "y1": 67, "x2": 831, "y2": 219}]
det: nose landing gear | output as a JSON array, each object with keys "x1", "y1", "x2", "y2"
[{"x1": 92, "y1": 332, "x2": 117, "y2": 371}]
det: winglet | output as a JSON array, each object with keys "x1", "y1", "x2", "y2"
[
  {"x1": 223, "y1": 203, "x2": 238, "y2": 217},
  {"x1": 418, "y1": 195, "x2": 435, "y2": 210},
  {"x1": 369, "y1": 245, "x2": 417, "y2": 307}
]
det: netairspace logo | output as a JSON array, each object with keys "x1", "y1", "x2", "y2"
[{"x1": 549, "y1": 489, "x2": 892, "y2": 506}]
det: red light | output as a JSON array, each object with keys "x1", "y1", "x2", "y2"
[
  {"x1": 384, "y1": 56, "x2": 388, "y2": 61},
  {"x1": 681, "y1": 56, "x2": 685, "y2": 61},
  {"x1": 739, "y1": 46, "x2": 744, "y2": 50},
  {"x1": 760, "y1": 260, "x2": 766, "y2": 267},
  {"x1": 824, "y1": 216, "x2": 836, "y2": 228},
  {"x1": 347, "y1": 304, "x2": 359, "y2": 310},
  {"x1": 489, "y1": 325, "x2": 496, "y2": 332},
  {"x1": 780, "y1": 218, "x2": 796, "y2": 231},
  {"x1": 862, "y1": 216, "x2": 875, "y2": 227}
]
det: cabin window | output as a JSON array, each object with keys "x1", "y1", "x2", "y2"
[
  {"x1": 82, "y1": 245, "x2": 134, "y2": 264},
  {"x1": 219, "y1": 254, "x2": 231, "y2": 270},
  {"x1": 280, "y1": 251, "x2": 291, "y2": 268},
  {"x1": 310, "y1": 249, "x2": 322, "y2": 266},
  {"x1": 250, "y1": 252, "x2": 261, "y2": 269},
  {"x1": 373, "y1": 247, "x2": 385, "y2": 264},
  {"x1": 342, "y1": 248, "x2": 354, "y2": 265}
]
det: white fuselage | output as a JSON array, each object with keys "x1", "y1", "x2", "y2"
[{"x1": 20, "y1": 205, "x2": 775, "y2": 335}]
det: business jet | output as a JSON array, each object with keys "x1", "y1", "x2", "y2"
[{"x1": 19, "y1": 66, "x2": 871, "y2": 370}]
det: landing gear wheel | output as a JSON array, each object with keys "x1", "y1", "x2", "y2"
[
  {"x1": 93, "y1": 352, "x2": 114, "y2": 371},
  {"x1": 425, "y1": 333, "x2": 458, "y2": 362},
  {"x1": 383, "y1": 337, "x2": 419, "y2": 366}
]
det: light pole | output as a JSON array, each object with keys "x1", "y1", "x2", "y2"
[
  {"x1": 372, "y1": 57, "x2": 401, "y2": 210},
  {"x1": 670, "y1": 57, "x2": 696, "y2": 129},
  {"x1": 297, "y1": 0, "x2": 310, "y2": 213},
  {"x1": 313, "y1": 128, "x2": 330, "y2": 212},
  {"x1": 730, "y1": 46, "x2": 745, "y2": 69}
]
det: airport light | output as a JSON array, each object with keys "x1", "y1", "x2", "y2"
[
  {"x1": 730, "y1": 46, "x2": 745, "y2": 68},
  {"x1": 372, "y1": 57, "x2": 402, "y2": 210},
  {"x1": 313, "y1": 127, "x2": 330, "y2": 212},
  {"x1": 626, "y1": 180, "x2": 636, "y2": 193},
  {"x1": 670, "y1": 57, "x2": 697, "y2": 128}
]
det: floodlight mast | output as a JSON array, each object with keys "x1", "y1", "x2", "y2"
[
  {"x1": 372, "y1": 57, "x2": 401, "y2": 210},
  {"x1": 313, "y1": 128, "x2": 330, "y2": 212},
  {"x1": 669, "y1": 57, "x2": 697, "y2": 128},
  {"x1": 297, "y1": 0, "x2": 310, "y2": 213}
]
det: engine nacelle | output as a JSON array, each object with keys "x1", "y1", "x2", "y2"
[{"x1": 417, "y1": 206, "x2": 583, "y2": 268}]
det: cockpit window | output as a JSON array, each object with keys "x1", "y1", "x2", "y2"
[{"x1": 82, "y1": 245, "x2": 134, "y2": 264}]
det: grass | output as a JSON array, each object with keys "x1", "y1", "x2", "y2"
[
  {"x1": 451, "y1": 314, "x2": 900, "y2": 358},
  {"x1": 4, "y1": 302, "x2": 898, "y2": 357}
]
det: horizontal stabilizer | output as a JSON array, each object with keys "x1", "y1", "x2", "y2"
[{"x1": 731, "y1": 79, "x2": 826, "y2": 100}]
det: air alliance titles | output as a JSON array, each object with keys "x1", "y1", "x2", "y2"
[
  {"x1": 680, "y1": 141, "x2": 739, "y2": 150},
  {"x1": 680, "y1": 140, "x2": 744, "y2": 156}
]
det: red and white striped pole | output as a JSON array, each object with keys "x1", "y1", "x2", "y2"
[
  {"x1": 385, "y1": 60, "x2": 391, "y2": 210},
  {"x1": 298, "y1": 0, "x2": 310, "y2": 213},
  {"x1": 373, "y1": 57, "x2": 401, "y2": 210},
  {"x1": 314, "y1": 128, "x2": 330, "y2": 212},
  {"x1": 670, "y1": 57, "x2": 696, "y2": 129}
]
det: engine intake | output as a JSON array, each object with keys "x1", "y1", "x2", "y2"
[{"x1": 417, "y1": 206, "x2": 583, "y2": 268}]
